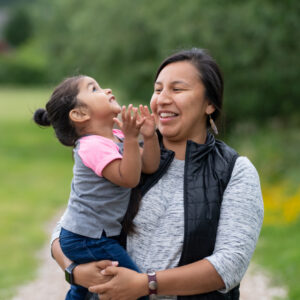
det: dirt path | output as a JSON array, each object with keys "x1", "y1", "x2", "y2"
[{"x1": 12, "y1": 214, "x2": 287, "y2": 300}]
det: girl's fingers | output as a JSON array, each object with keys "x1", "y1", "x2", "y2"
[
  {"x1": 139, "y1": 104, "x2": 144, "y2": 116},
  {"x1": 121, "y1": 105, "x2": 126, "y2": 122},
  {"x1": 113, "y1": 118, "x2": 122, "y2": 128},
  {"x1": 143, "y1": 105, "x2": 150, "y2": 116},
  {"x1": 136, "y1": 117, "x2": 146, "y2": 128},
  {"x1": 132, "y1": 107, "x2": 138, "y2": 123},
  {"x1": 126, "y1": 104, "x2": 133, "y2": 121}
]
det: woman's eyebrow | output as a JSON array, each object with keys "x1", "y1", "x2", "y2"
[{"x1": 155, "y1": 80, "x2": 188, "y2": 85}]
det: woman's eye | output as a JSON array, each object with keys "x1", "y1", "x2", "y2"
[
  {"x1": 92, "y1": 86, "x2": 98, "y2": 92},
  {"x1": 173, "y1": 88, "x2": 183, "y2": 92},
  {"x1": 154, "y1": 88, "x2": 161, "y2": 93}
]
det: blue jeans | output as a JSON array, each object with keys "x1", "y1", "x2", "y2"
[{"x1": 60, "y1": 228, "x2": 148, "y2": 300}]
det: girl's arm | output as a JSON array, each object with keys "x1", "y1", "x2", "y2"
[
  {"x1": 138, "y1": 105, "x2": 160, "y2": 174},
  {"x1": 102, "y1": 105, "x2": 143, "y2": 188}
]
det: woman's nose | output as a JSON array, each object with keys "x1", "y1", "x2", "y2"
[
  {"x1": 157, "y1": 90, "x2": 172, "y2": 105},
  {"x1": 104, "y1": 88, "x2": 112, "y2": 94}
]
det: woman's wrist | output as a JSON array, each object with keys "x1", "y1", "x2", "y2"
[{"x1": 136, "y1": 273, "x2": 149, "y2": 297}]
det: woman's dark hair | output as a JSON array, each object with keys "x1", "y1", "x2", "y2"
[
  {"x1": 33, "y1": 75, "x2": 84, "y2": 146},
  {"x1": 155, "y1": 48, "x2": 224, "y2": 126},
  {"x1": 122, "y1": 48, "x2": 224, "y2": 235}
]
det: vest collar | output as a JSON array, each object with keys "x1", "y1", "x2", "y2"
[{"x1": 156, "y1": 129, "x2": 216, "y2": 158}]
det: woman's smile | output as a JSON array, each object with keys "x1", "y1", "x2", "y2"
[{"x1": 158, "y1": 110, "x2": 179, "y2": 123}]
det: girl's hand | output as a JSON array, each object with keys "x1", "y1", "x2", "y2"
[
  {"x1": 89, "y1": 266, "x2": 148, "y2": 300},
  {"x1": 73, "y1": 260, "x2": 118, "y2": 288},
  {"x1": 113, "y1": 104, "x2": 145, "y2": 139},
  {"x1": 138, "y1": 105, "x2": 156, "y2": 139}
]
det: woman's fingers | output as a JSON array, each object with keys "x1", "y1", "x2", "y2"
[
  {"x1": 89, "y1": 283, "x2": 108, "y2": 294},
  {"x1": 94, "y1": 260, "x2": 119, "y2": 269},
  {"x1": 101, "y1": 266, "x2": 119, "y2": 276}
]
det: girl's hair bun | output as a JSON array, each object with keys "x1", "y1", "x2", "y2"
[{"x1": 33, "y1": 108, "x2": 51, "y2": 126}]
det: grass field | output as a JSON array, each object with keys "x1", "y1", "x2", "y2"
[
  {"x1": 0, "y1": 87, "x2": 73, "y2": 298},
  {"x1": 0, "y1": 87, "x2": 299, "y2": 299}
]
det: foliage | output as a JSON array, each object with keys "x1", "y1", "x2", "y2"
[
  {"x1": 24, "y1": 0, "x2": 300, "y2": 125},
  {"x1": 3, "y1": 7, "x2": 32, "y2": 47},
  {"x1": 226, "y1": 120, "x2": 300, "y2": 299},
  {"x1": 0, "y1": 41, "x2": 48, "y2": 84}
]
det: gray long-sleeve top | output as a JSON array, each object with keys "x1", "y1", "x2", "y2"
[{"x1": 51, "y1": 156, "x2": 264, "y2": 299}]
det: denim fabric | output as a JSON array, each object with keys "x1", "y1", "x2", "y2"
[{"x1": 60, "y1": 228, "x2": 147, "y2": 300}]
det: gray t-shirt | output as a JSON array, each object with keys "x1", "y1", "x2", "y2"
[{"x1": 61, "y1": 133, "x2": 131, "y2": 238}]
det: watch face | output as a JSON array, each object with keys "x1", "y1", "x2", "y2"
[
  {"x1": 149, "y1": 280, "x2": 158, "y2": 290},
  {"x1": 148, "y1": 271, "x2": 156, "y2": 276}
]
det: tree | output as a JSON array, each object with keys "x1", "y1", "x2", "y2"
[{"x1": 4, "y1": 8, "x2": 32, "y2": 47}]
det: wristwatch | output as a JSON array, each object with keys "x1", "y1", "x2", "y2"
[
  {"x1": 147, "y1": 271, "x2": 157, "y2": 299},
  {"x1": 65, "y1": 262, "x2": 79, "y2": 285}
]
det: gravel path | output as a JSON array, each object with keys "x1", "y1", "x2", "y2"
[{"x1": 12, "y1": 214, "x2": 288, "y2": 300}]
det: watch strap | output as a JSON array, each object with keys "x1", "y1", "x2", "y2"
[
  {"x1": 65, "y1": 262, "x2": 78, "y2": 285},
  {"x1": 147, "y1": 271, "x2": 157, "y2": 295}
]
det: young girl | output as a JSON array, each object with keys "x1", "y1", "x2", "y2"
[{"x1": 33, "y1": 75, "x2": 160, "y2": 300}]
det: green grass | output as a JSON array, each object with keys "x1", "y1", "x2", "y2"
[{"x1": 0, "y1": 87, "x2": 73, "y2": 298}]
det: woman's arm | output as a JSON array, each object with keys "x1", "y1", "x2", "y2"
[
  {"x1": 138, "y1": 105, "x2": 160, "y2": 174},
  {"x1": 52, "y1": 238, "x2": 116, "y2": 288},
  {"x1": 89, "y1": 259, "x2": 224, "y2": 299}
]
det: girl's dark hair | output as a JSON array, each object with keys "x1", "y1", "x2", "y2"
[
  {"x1": 33, "y1": 75, "x2": 84, "y2": 146},
  {"x1": 155, "y1": 48, "x2": 224, "y2": 126}
]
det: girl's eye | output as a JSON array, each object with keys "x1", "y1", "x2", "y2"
[
  {"x1": 92, "y1": 86, "x2": 98, "y2": 92},
  {"x1": 154, "y1": 88, "x2": 161, "y2": 93}
]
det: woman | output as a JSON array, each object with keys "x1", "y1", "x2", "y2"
[{"x1": 51, "y1": 48, "x2": 264, "y2": 300}]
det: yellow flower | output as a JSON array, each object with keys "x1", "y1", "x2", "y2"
[{"x1": 262, "y1": 183, "x2": 300, "y2": 225}]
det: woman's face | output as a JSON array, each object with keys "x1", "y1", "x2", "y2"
[{"x1": 150, "y1": 61, "x2": 215, "y2": 143}]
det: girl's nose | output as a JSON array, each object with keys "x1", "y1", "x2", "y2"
[{"x1": 105, "y1": 88, "x2": 112, "y2": 94}]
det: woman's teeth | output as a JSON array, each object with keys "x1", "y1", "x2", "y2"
[{"x1": 160, "y1": 112, "x2": 177, "y2": 118}]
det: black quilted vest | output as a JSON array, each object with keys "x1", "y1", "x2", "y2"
[{"x1": 136, "y1": 132, "x2": 240, "y2": 300}]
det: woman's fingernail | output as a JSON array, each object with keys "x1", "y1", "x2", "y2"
[{"x1": 112, "y1": 261, "x2": 119, "y2": 266}]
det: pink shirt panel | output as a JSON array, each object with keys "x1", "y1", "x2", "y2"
[{"x1": 78, "y1": 130, "x2": 124, "y2": 177}]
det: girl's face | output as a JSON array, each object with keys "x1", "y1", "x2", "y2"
[
  {"x1": 76, "y1": 76, "x2": 121, "y2": 120},
  {"x1": 150, "y1": 61, "x2": 215, "y2": 143}
]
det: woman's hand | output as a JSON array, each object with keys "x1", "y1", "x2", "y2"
[
  {"x1": 138, "y1": 105, "x2": 156, "y2": 139},
  {"x1": 89, "y1": 266, "x2": 148, "y2": 300},
  {"x1": 73, "y1": 260, "x2": 118, "y2": 288}
]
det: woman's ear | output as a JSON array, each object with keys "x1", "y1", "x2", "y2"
[
  {"x1": 69, "y1": 107, "x2": 90, "y2": 123},
  {"x1": 205, "y1": 102, "x2": 216, "y2": 115}
]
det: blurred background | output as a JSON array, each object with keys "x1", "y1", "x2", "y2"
[{"x1": 0, "y1": 0, "x2": 299, "y2": 299}]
